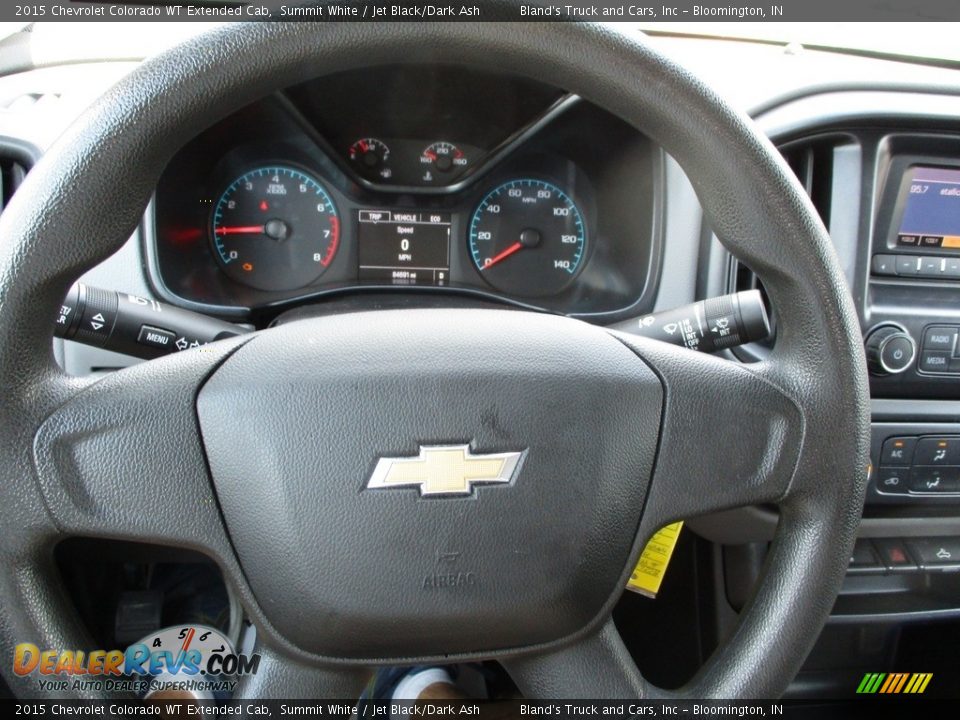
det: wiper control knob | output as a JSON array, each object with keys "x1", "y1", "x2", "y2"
[{"x1": 610, "y1": 289, "x2": 771, "y2": 353}]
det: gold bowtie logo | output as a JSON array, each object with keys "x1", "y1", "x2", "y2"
[{"x1": 366, "y1": 445, "x2": 524, "y2": 496}]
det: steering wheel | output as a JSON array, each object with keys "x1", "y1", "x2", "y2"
[{"x1": 0, "y1": 22, "x2": 869, "y2": 699}]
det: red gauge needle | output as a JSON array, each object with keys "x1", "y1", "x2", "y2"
[
  {"x1": 180, "y1": 627, "x2": 195, "y2": 653},
  {"x1": 215, "y1": 225, "x2": 266, "y2": 235},
  {"x1": 481, "y1": 241, "x2": 524, "y2": 271}
]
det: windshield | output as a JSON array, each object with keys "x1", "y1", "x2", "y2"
[
  {"x1": 0, "y1": 21, "x2": 956, "y2": 69},
  {"x1": 639, "y1": 22, "x2": 960, "y2": 65}
]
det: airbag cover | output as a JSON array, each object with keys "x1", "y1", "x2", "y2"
[{"x1": 197, "y1": 309, "x2": 661, "y2": 659}]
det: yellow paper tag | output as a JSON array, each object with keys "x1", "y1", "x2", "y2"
[{"x1": 626, "y1": 521, "x2": 684, "y2": 598}]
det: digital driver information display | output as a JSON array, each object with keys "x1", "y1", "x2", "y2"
[
  {"x1": 357, "y1": 210, "x2": 451, "y2": 286},
  {"x1": 898, "y1": 166, "x2": 960, "y2": 250}
]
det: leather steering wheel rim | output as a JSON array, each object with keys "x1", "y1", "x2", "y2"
[{"x1": 0, "y1": 21, "x2": 869, "y2": 699}]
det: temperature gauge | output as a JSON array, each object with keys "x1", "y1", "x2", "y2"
[{"x1": 420, "y1": 141, "x2": 468, "y2": 180}]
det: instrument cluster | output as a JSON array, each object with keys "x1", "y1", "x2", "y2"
[
  {"x1": 149, "y1": 66, "x2": 662, "y2": 321},
  {"x1": 347, "y1": 137, "x2": 479, "y2": 186}
]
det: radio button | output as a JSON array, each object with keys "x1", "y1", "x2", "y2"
[
  {"x1": 880, "y1": 437, "x2": 916, "y2": 466},
  {"x1": 923, "y1": 326, "x2": 958, "y2": 352},
  {"x1": 872, "y1": 254, "x2": 897, "y2": 276},
  {"x1": 921, "y1": 236, "x2": 944, "y2": 248},
  {"x1": 919, "y1": 256, "x2": 944, "y2": 276},
  {"x1": 895, "y1": 256, "x2": 921, "y2": 276},
  {"x1": 946, "y1": 258, "x2": 960, "y2": 278},
  {"x1": 919, "y1": 350, "x2": 951, "y2": 372},
  {"x1": 915, "y1": 437, "x2": 960, "y2": 466}
]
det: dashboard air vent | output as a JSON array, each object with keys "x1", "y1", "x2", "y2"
[
  {"x1": 0, "y1": 154, "x2": 28, "y2": 214},
  {"x1": 779, "y1": 136, "x2": 840, "y2": 224},
  {"x1": 728, "y1": 134, "x2": 851, "y2": 360}
]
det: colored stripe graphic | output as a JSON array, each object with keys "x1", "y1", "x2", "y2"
[
  {"x1": 857, "y1": 672, "x2": 932, "y2": 694},
  {"x1": 905, "y1": 673, "x2": 933, "y2": 693},
  {"x1": 892, "y1": 673, "x2": 909, "y2": 693},
  {"x1": 857, "y1": 673, "x2": 884, "y2": 693},
  {"x1": 878, "y1": 674, "x2": 896, "y2": 693}
]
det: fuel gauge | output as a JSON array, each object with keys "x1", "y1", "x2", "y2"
[{"x1": 348, "y1": 138, "x2": 392, "y2": 179}]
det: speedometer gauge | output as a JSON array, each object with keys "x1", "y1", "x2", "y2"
[
  {"x1": 212, "y1": 166, "x2": 340, "y2": 292},
  {"x1": 468, "y1": 179, "x2": 586, "y2": 297}
]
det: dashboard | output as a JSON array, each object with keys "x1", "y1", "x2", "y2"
[{"x1": 149, "y1": 66, "x2": 661, "y2": 322}]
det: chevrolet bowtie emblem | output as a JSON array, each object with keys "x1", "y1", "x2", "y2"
[{"x1": 366, "y1": 445, "x2": 524, "y2": 496}]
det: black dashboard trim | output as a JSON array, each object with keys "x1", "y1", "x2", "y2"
[{"x1": 274, "y1": 90, "x2": 583, "y2": 196}]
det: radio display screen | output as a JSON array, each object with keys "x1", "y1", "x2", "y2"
[
  {"x1": 357, "y1": 210, "x2": 451, "y2": 286},
  {"x1": 897, "y1": 166, "x2": 960, "y2": 250}
]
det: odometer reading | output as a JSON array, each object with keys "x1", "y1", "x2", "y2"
[
  {"x1": 357, "y1": 209, "x2": 451, "y2": 286},
  {"x1": 469, "y1": 179, "x2": 586, "y2": 297},
  {"x1": 212, "y1": 166, "x2": 340, "y2": 292}
]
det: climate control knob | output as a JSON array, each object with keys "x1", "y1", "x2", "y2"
[{"x1": 865, "y1": 325, "x2": 916, "y2": 375}]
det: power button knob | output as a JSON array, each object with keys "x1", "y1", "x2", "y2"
[{"x1": 865, "y1": 325, "x2": 916, "y2": 375}]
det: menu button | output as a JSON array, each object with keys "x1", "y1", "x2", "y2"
[{"x1": 137, "y1": 325, "x2": 176, "y2": 349}]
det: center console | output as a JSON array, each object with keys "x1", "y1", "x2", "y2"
[
  {"x1": 866, "y1": 135, "x2": 960, "y2": 506},
  {"x1": 868, "y1": 136, "x2": 960, "y2": 394}
]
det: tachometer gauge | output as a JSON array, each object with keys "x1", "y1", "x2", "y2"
[
  {"x1": 212, "y1": 166, "x2": 340, "y2": 292},
  {"x1": 468, "y1": 179, "x2": 586, "y2": 297}
]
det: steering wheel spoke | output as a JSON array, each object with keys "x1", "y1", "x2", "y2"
[
  {"x1": 614, "y1": 334, "x2": 805, "y2": 525},
  {"x1": 503, "y1": 621, "x2": 648, "y2": 699},
  {"x1": 32, "y1": 339, "x2": 247, "y2": 550},
  {"x1": 232, "y1": 635, "x2": 368, "y2": 700}
]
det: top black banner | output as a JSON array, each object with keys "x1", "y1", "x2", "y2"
[
  {"x1": 1, "y1": 699, "x2": 958, "y2": 718},
  {"x1": 9, "y1": 0, "x2": 960, "y2": 22}
]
